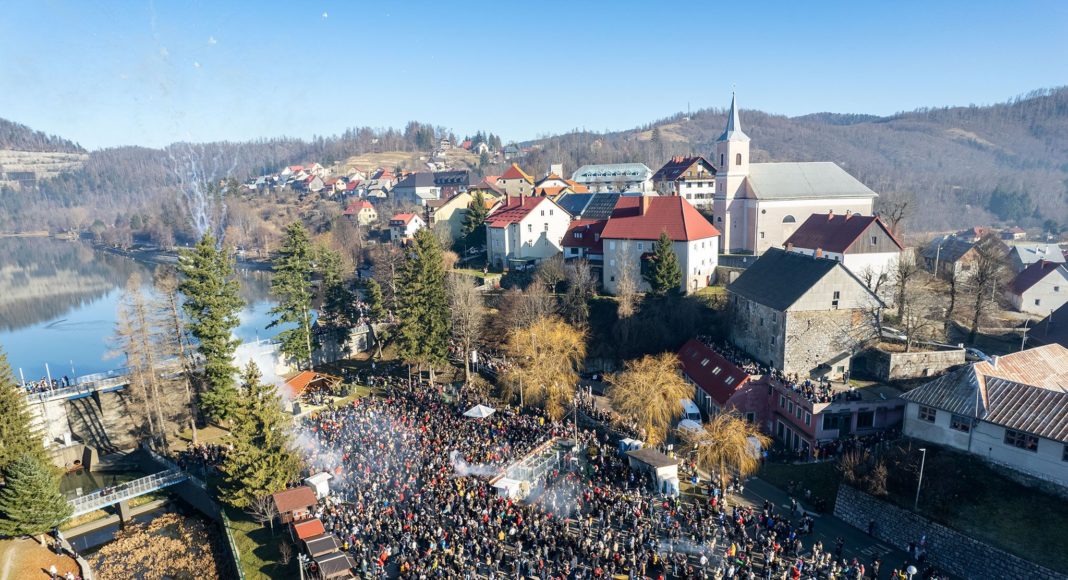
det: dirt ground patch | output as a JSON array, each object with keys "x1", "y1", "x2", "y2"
[{"x1": 0, "y1": 538, "x2": 81, "y2": 580}]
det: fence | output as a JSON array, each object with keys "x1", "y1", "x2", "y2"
[{"x1": 220, "y1": 511, "x2": 248, "y2": 580}]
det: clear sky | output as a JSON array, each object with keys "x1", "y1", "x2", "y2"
[{"x1": 2, "y1": 0, "x2": 1066, "y2": 150}]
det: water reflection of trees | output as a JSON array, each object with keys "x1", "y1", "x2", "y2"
[{"x1": 0, "y1": 238, "x2": 272, "y2": 331}]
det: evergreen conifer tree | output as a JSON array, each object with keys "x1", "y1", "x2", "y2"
[
  {"x1": 396, "y1": 229, "x2": 450, "y2": 381},
  {"x1": 0, "y1": 454, "x2": 72, "y2": 537},
  {"x1": 461, "y1": 192, "x2": 490, "y2": 247},
  {"x1": 0, "y1": 350, "x2": 45, "y2": 472},
  {"x1": 316, "y1": 246, "x2": 357, "y2": 351},
  {"x1": 644, "y1": 231, "x2": 682, "y2": 296},
  {"x1": 364, "y1": 279, "x2": 387, "y2": 322},
  {"x1": 269, "y1": 222, "x2": 315, "y2": 368},
  {"x1": 178, "y1": 233, "x2": 244, "y2": 422},
  {"x1": 218, "y1": 362, "x2": 300, "y2": 509}
]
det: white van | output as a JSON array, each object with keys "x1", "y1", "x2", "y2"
[{"x1": 680, "y1": 399, "x2": 702, "y2": 423}]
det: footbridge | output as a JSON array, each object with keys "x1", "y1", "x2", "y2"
[
  {"x1": 24, "y1": 358, "x2": 186, "y2": 404},
  {"x1": 68, "y1": 468, "x2": 188, "y2": 517}
]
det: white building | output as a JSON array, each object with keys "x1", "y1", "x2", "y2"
[
  {"x1": 485, "y1": 196, "x2": 571, "y2": 270},
  {"x1": 392, "y1": 172, "x2": 441, "y2": 206},
  {"x1": 651, "y1": 156, "x2": 717, "y2": 209},
  {"x1": 389, "y1": 213, "x2": 426, "y2": 242},
  {"x1": 901, "y1": 344, "x2": 1068, "y2": 488},
  {"x1": 712, "y1": 93, "x2": 878, "y2": 255},
  {"x1": 783, "y1": 211, "x2": 904, "y2": 302},
  {"x1": 600, "y1": 196, "x2": 720, "y2": 294},
  {"x1": 1006, "y1": 260, "x2": 1068, "y2": 316},
  {"x1": 571, "y1": 163, "x2": 654, "y2": 194},
  {"x1": 1007, "y1": 243, "x2": 1066, "y2": 274}
]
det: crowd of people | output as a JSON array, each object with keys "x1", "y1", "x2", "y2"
[
  {"x1": 695, "y1": 337, "x2": 770, "y2": 377},
  {"x1": 284, "y1": 366, "x2": 941, "y2": 579},
  {"x1": 21, "y1": 375, "x2": 72, "y2": 394}
]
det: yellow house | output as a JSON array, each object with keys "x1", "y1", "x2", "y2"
[
  {"x1": 425, "y1": 192, "x2": 474, "y2": 240},
  {"x1": 343, "y1": 199, "x2": 378, "y2": 226}
]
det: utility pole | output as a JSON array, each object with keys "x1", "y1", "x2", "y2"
[{"x1": 914, "y1": 448, "x2": 927, "y2": 511}]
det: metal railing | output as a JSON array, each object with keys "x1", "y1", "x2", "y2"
[
  {"x1": 26, "y1": 376, "x2": 130, "y2": 403},
  {"x1": 68, "y1": 469, "x2": 188, "y2": 517}
]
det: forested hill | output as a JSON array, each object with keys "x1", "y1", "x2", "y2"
[
  {"x1": 2, "y1": 88, "x2": 1067, "y2": 236},
  {"x1": 515, "y1": 87, "x2": 1068, "y2": 232},
  {"x1": 0, "y1": 118, "x2": 84, "y2": 152}
]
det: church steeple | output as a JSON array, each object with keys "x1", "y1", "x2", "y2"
[{"x1": 718, "y1": 91, "x2": 749, "y2": 142}]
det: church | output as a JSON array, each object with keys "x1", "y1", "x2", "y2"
[{"x1": 712, "y1": 94, "x2": 879, "y2": 255}]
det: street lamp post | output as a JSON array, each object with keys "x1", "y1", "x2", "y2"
[{"x1": 914, "y1": 448, "x2": 927, "y2": 511}]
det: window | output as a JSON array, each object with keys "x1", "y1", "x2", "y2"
[
  {"x1": 725, "y1": 376, "x2": 735, "y2": 385},
  {"x1": 1035, "y1": 299, "x2": 1041, "y2": 306},
  {"x1": 780, "y1": 395, "x2": 786, "y2": 408},
  {"x1": 804, "y1": 412, "x2": 811, "y2": 426},
  {"x1": 782, "y1": 215, "x2": 796, "y2": 224},
  {"x1": 540, "y1": 210, "x2": 545, "y2": 216},
  {"x1": 574, "y1": 232, "x2": 583, "y2": 239},
  {"x1": 549, "y1": 210, "x2": 553, "y2": 216},
  {"x1": 609, "y1": 241, "x2": 616, "y2": 250},
  {"x1": 1055, "y1": 286, "x2": 1061, "y2": 292},
  {"x1": 1004, "y1": 429, "x2": 1038, "y2": 452},
  {"x1": 871, "y1": 236, "x2": 878, "y2": 245},
  {"x1": 637, "y1": 242, "x2": 644, "y2": 251},
  {"x1": 746, "y1": 412, "x2": 755, "y2": 423},
  {"x1": 736, "y1": 153, "x2": 742, "y2": 166},
  {"x1": 712, "y1": 366, "x2": 721, "y2": 375},
  {"x1": 918, "y1": 406, "x2": 937, "y2": 422},
  {"x1": 857, "y1": 411, "x2": 874, "y2": 429},
  {"x1": 795, "y1": 406, "x2": 802, "y2": 419},
  {"x1": 720, "y1": 153, "x2": 724, "y2": 166},
  {"x1": 760, "y1": 232, "x2": 765, "y2": 239},
  {"x1": 610, "y1": 276, "x2": 615, "y2": 282},
  {"x1": 701, "y1": 358, "x2": 710, "y2": 367},
  {"x1": 527, "y1": 224, "x2": 532, "y2": 233},
  {"x1": 832, "y1": 290, "x2": 840, "y2": 309},
  {"x1": 950, "y1": 415, "x2": 972, "y2": 432},
  {"x1": 544, "y1": 223, "x2": 549, "y2": 231},
  {"x1": 609, "y1": 259, "x2": 616, "y2": 266},
  {"x1": 788, "y1": 401, "x2": 794, "y2": 413}
]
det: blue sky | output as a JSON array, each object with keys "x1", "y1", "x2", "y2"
[{"x1": 1, "y1": 0, "x2": 1066, "y2": 150}]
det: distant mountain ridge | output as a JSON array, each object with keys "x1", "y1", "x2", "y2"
[{"x1": 1, "y1": 87, "x2": 1067, "y2": 234}]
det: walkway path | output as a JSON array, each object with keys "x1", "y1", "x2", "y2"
[{"x1": 736, "y1": 477, "x2": 920, "y2": 578}]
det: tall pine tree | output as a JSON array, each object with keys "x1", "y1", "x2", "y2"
[
  {"x1": 363, "y1": 279, "x2": 387, "y2": 322},
  {"x1": 316, "y1": 245, "x2": 358, "y2": 352},
  {"x1": 396, "y1": 229, "x2": 450, "y2": 382},
  {"x1": 644, "y1": 231, "x2": 682, "y2": 296},
  {"x1": 218, "y1": 362, "x2": 300, "y2": 509},
  {"x1": 269, "y1": 222, "x2": 315, "y2": 369},
  {"x1": 0, "y1": 349, "x2": 45, "y2": 472},
  {"x1": 460, "y1": 192, "x2": 490, "y2": 247},
  {"x1": 178, "y1": 233, "x2": 244, "y2": 423},
  {"x1": 0, "y1": 454, "x2": 72, "y2": 538}
]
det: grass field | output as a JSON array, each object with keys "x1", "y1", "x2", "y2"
[{"x1": 225, "y1": 507, "x2": 292, "y2": 580}]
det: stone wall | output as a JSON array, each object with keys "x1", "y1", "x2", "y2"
[
  {"x1": 783, "y1": 308, "x2": 860, "y2": 379},
  {"x1": 866, "y1": 347, "x2": 965, "y2": 381},
  {"x1": 834, "y1": 485, "x2": 1064, "y2": 580}
]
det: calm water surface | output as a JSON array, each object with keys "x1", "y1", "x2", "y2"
[{"x1": 0, "y1": 237, "x2": 283, "y2": 380}]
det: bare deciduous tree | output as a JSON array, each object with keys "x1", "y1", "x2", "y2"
[
  {"x1": 448, "y1": 274, "x2": 485, "y2": 385},
  {"x1": 891, "y1": 249, "x2": 920, "y2": 321},
  {"x1": 876, "y1": 191, "x2": 914, "y2": 237},
  {"x1": 247, "y1": 494, "x2": 279, "y2": 534},
  {"x1": 535, "y1": 254, "x2": 566, "y2": 294},
  {"x1": 616, "y1": 244, "x2": 638, "y2": 318},
  {"x1": 561, "y1": 259, "x2": 595, "y2": 327},
  {"x1": 112, "y1": 272, "x2": 168, "y2": 449},
  {"x1": 967, "y1": 236, "x2": 1010, "y2": 342}
]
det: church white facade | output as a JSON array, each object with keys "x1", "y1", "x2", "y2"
[{"x1": 711, "y1": 94, "x2": 879, "y2": 255}]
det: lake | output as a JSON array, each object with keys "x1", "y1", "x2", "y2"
[{"x1": 0, "y1": 237, "x2": 284, "y2": 381}]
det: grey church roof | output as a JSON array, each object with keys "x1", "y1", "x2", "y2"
[
  {"x1": 727, "y1": 247, "x2": 843, "y2": 311},
  {"x1": 718, "y1": 92, "x2": 749, "y2": 142},
  {"x1": 745, "y1": 162, "x2": 878, "y2": 201}
]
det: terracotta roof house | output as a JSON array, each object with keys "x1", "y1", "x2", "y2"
[
  {"x1": 600, "y1": 196, "x2": 720, "y2": 295},
  {"x1": 783, "y1": 211, "x2": 904, "y2": 302},
  {"x1": 285, "y1": 371, "x2": 342, "y2": 398},
  {"x1": 498, "y1": 164, "x2": 535, "y2": 196},
  {"x1": 902, "y1": 344, "x2": 1068, "y2": 487},
  {"x1": 342, "y1": 199, "x2": 378, "y2": 225},
  {"x1": 561, "y1": 219, "x2": 606, "y2": 262},
  {"x1": 1006, "y1": 260, "x2": 1068, "y2": 316},
  {"x1": 485, "y1": 196, "x2": 571, "y2": 271},
  {"x1": 676, "y1": 339, "x2": 773, "y2": 425},
  {"x1": 272, "y1": 486, "x2": 318, "y2": 523},
  {"x1": 389, "y1": 213, "x2": 426, "y2": 242},
  {"x1": 652, "y1": 156, "x2": 717, "y2": 209},
  {"x1": 293, "y1": 518, "x2": 326, "y2": 541}
]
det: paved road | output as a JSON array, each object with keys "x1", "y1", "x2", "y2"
[{"x1": 735, "y1": 476, "x2": 922, "y2": 579}]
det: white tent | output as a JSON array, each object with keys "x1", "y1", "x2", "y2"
[
  {"x1": 677, "y1": 419, "x2": 703, "y2": 433},
  {"x1": 463, "y1": 404, "x2": 496, "y2": 418}
]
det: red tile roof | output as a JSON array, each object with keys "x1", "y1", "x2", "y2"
[
  {"x1": 390, "y1": 213, "x2": 418, "y2": 225},
  {"x1": 562, "y1": 219, "x2": 606, "y2": 253},
  {"x1": 272, "y1": 486, "x2": 317, "y2": 514},
  {"x1": 534, "y1": 186, "x2": 568, "y2": 197},
  {"x1": 343, "y1": 199, "x2": 374, "y2": 215},
  {"x1": 783, "y1": 213, "x2": 902, "y2": 254},
  {"x1": 499, "y1": 163, "x2": 533, "y2": 183},
  {"x1": 293, "y1": 518, "x2": 326, "y2": 540},
  {"x1": 601, "y1": 196, "x2": 719, "y2": 242},
  {"x1": 678, "y1": 339, "x2": 749, "y2": 407},
  {"x1": 565, "y1": 180, "x2": 589, "y2": 193},
  {"x1": 1011, "y1": 260, "x2": 1067, "y2": 294},
  {"x1": 486, "y1": 196, "x2": 550, "y2": 228}
]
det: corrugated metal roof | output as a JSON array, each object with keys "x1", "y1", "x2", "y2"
[
  {"x1": 903, "y1": 344, "x2": 1068, "y2": 441},
  {"x1": 746, "y1": 162, "x2": 877, "y2": 201}
]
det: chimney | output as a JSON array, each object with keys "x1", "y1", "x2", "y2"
[
  {"x1": 786, "y1": 242, "x2": 794, "y2": 252},
  {"x1": 640, "y1": 195, "x2": 650, "y2": 216},
  {"x1": 549, "y1": 163, "x2": 563, "y2": 177},
  {"x1": 827, "y1": 209, "x2": 834, "y2": 220},
  {"x1": 815, "y1": 247, "x2": 823, "y2": 258},
  {"x1": 845, "y1": 210, "x2": 852, "y2": 220},
  {"x1": 991, "y1": 355, "x2": 999, "y2": 369}
]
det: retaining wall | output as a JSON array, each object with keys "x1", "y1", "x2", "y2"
[
  {"x1": 834, "y1": 485, "x2": 1065, "y2": 580},
  {"x1": 865, "y1": 347, "x2": 965, "y2": 381}
]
